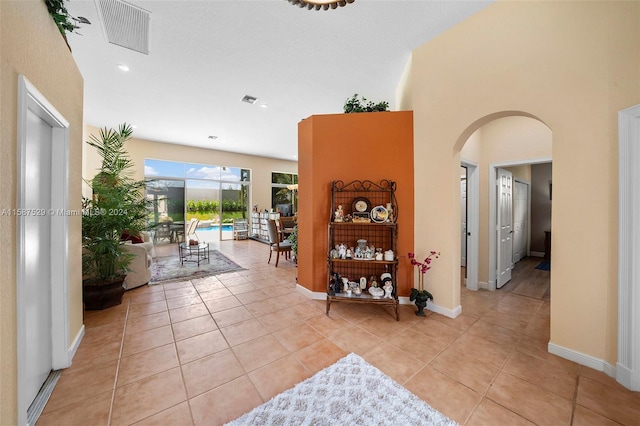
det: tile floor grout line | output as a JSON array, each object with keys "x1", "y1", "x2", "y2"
[
  {"x1": 569, "y1": 365, "x2": 582, "y2": 425},
  {"x1": 175, "y1": 279, "x2": 198, "y2": 426},
  {"x1": 107, "y1": 297, "x2": 131, "y2": 426}
]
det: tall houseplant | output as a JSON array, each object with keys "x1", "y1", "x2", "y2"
[
  {"x1": 408, "y1": 251, "x2": 440, "y2": 316},
  {"x1": 82, "y1": 124, "x2": 148, "y2": 309}
]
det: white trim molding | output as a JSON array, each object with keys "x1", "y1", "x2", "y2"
[
  {"x1": 68, "y1": 326, "x2": 85, "y2": 365},
  {"x1": 461, "y1": 160, "x2": 479, "y2": 292},
  {"x1": 17, "y1": 75, "x2": 71, "y2": 425},
  {"x1": 617, "y1": 103, "x2": 640, "y2": 391},
  {"x1": 398, "y1": 297, "x2": 462, "y2": 319},
  {"x1": 297, "y1": 284, "x2": 323, "y2": 300},
  {"x1": 549, "y1": 343, "x2": 616, "y2": 378},
  {"x1": 489, "y1": 158, "x2": 552, "y2": 292}
]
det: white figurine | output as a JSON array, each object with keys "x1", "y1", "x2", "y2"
[
  {"x1": 334, "y1": 205, "x2": 344, "y2": 222},
  {"x1": 342, "y1": 277, "x2": 349, "y2": 292},
  {"x1": 338, "y1": 243, "x2": 347, "y2": 259},
  {"x1": 383, "y1": 280, "x2": 393, "y2": 299}
]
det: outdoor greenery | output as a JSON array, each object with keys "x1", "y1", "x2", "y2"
[
  {"x1": 271, "y1": 172, "x2": 297, "y2": 209},
  {"x1": 82, "y1": 124, "x2": 149, "y2": 284},
  {"x1": 187, "y1": 211, "x2": 244, "y2": 223},
  {"x1": 187, "y1": 199, "x2": 245, "y2": 213}
]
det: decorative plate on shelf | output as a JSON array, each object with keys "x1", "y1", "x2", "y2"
[
  {"x1": 370, "y1": 205, "x2": 388, "y2": 223},
  {"x1": 351, "y1": 197, "x2": 371, "y2": 213}
]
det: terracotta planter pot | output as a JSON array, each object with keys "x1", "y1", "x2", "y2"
[{"x1": 83, "y1": 276, "x2": 126, "y2": 310}]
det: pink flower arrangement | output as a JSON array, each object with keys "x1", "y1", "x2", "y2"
[
  {"x1": 407, "y1": 251, "x2": 440, "y2": 316},
  {"x1": 408, "y1": 252, "x2": 440, "y2": 281}
]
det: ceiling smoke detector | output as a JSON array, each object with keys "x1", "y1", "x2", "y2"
[{"x1": 241, "y1": 95, "x2": 258, "y2": 104}]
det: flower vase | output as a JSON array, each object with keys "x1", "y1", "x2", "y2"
[{"x1": 415, "y1": 274, "x2": 426, "y2": 316}]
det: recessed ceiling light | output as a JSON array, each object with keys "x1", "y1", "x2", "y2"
[
  {"x1": 241, "y1": 95, "x2": 258, "y2": 104},
  {"x1": 260, "y1": 103, "x2": 268, "y2": 108},
  {"x1": 117, "y1": 64, "x2": 130, "y2": 72}
]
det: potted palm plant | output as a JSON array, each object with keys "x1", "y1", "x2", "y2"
[{"x1": 82, "y1": 123, "x2": 148, "y2": 309}]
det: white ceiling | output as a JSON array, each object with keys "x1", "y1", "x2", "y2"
[{"x1": 66, "y1": 0, "x2": 491, "y2": 161}]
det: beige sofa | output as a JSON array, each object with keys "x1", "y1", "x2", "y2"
[{"x1": 122, "y1": 231, "x2": 153, "y2": 290}]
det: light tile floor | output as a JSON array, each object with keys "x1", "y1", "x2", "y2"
[{"x1": 38, "y1": 242, "x2": 640, "y2": 425}]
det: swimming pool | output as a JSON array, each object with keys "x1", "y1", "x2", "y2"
[{"x1": 197, "y1": 224, "x2": 234, "y2": 232}]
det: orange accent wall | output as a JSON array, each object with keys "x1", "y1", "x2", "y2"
[{"x1": 297, "y1": 111, "x2": 414, "y2": 296}]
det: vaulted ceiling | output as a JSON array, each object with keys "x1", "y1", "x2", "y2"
[{"x1": 67, "y1": 0, "x2": 491, "y2": 161}]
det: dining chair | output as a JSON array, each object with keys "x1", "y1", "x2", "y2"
[
  {"x1": 278, "y1": 216, "x2": 296, "y2": 242},
  {"x1": 153, "y1": 222, "x2": 172, "y2": 244},
  {"x1": 266, "y1": 219, "x2": 292, "y2": 267}
]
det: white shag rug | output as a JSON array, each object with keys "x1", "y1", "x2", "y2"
[{"x1": 225, "y1": 353, "x2": 458, "y2": 426}]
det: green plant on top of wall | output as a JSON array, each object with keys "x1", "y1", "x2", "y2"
[
  {"x1": 44, "y1": 0, "x2": 90, "y2": 35},
  {"x1": 343, "y1": 94, "x2": 389, "y2": 113}
]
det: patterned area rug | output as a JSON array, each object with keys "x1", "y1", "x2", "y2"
[
  {"x1": 225, "y1": 353, "x2": 458, "y2": 426},
  {"x1": 150, "y1": 250, "x2": 244, "y2": 284}
]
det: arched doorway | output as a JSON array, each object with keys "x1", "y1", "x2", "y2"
[{"x1": 454, "y1": 112, "x2": 552, "y2": 299}]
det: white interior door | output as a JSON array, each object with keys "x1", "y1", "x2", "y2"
[
  {"x1": 513, "y1": 180, "x2": 528, "y2": 263},
  {"x1": 497, "y1": 168, "x2": 513, "y2": 288},
  {"x1": 461, "y1": 174, "x2": 467, "y2": 267},
  {"x1": 23, "y1": 109, "x2": 53, "y2": 405}
]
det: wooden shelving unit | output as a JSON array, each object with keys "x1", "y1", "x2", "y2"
[{"x1": 326, "y1": 180, "x2": 399, "y2": 320}]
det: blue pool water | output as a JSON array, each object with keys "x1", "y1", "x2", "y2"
[{"x1": 198, "y1": 225, "x2": 234, "y2": 232}]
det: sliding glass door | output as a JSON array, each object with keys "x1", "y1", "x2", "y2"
[
  {"x1": 145, "y1": 160, "x2": 251, "y2": 243},
  {"x1": 146, "y1": 179, "x2": 185, "y2": 244},
  {"x1": 186, "y1": 179, "x2": 220, "y2": 242}
]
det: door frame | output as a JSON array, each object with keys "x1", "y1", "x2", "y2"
[
  {"x1": 461, "y1": 160, "x2": 479, "y2": 291},
  {"x1": 17, "y1": 76, "x2": 71, "y2": 424},
  {"x1": 489, "y1": 158, "x2": 551, "y2": 290},
  {"x1": 617, "y1": 103, "x2": 640, "y2": 391},
  {"x1": 512, "y1": 178, "x2": 531, "y2": 263}
]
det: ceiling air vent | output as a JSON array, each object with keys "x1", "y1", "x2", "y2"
[{"x1": 96, "y1": 0, "x2": 150, "y2": 55}]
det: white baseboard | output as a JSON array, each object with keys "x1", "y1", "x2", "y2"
[
  {"x1": 300, "y1": 289, "x2": 461, "y2": 319},
  {"x1": 616, "y1": 363, "x2": 640, "y2": 391},
  {"x1": 479, "y1": 281, "x2": 490, "y2": 290},
  {"x1": 297, "y1": 284, "x2": 324, "y2": 300},
  {"x1": 68, "y1": 325, "x2": 85, "y2": 365},
  {"x1": 398, "y1": 297, "x2": 461, "y2": 319},
  {"x1": 530, "y1": 251, "x2": 545, "y2": 258},
  {"x1": 548, "y1": 342, "x2": 616, "y2": 379},
  {"x1": 465, "y1": 278, "x2": 479, "y2": 291}
]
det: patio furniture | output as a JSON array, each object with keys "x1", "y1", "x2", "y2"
[{"x1": 233, "y1": 218, "x2": 248, "y2": 240}]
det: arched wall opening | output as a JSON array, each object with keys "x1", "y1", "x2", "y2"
[{"x1": 456, "y1": 113, "x2": 552, "y2": 296}]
